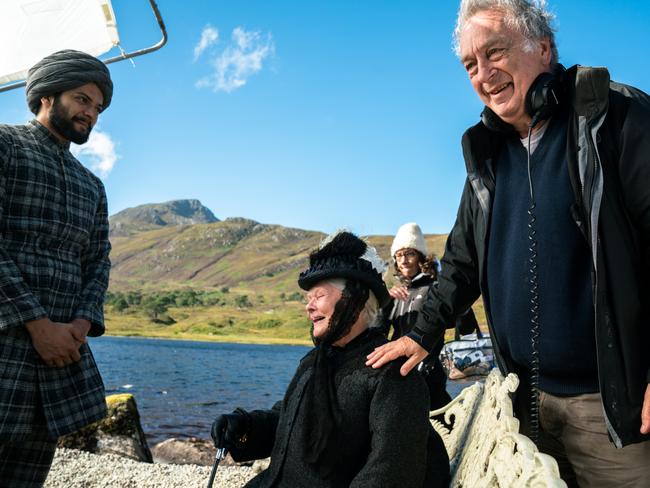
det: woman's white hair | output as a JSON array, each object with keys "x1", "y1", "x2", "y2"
[{"x1": 322, "y1": 278, "x2": 381, "y2": 327}]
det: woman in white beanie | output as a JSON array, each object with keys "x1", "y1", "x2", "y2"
[
  {"x1": 389, "y1": 223, "x2": 439, "y2": 288},
  {"x1": 382, "y1": 223, "x2": 479, "y2": 410}
]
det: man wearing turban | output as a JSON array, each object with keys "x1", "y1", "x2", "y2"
[{"x1": 0, "y1": 50, "x2": 113, "y2": 486}]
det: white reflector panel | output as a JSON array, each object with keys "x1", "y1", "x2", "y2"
[{"x1": 0, "y1": 0, "x2": 119, "y2": 85}]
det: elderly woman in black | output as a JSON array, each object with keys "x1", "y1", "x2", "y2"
[{"x1": 211, "y1": 231, "x2": 449, "y2": 487}]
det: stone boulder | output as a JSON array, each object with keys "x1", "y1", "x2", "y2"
[
  {"x1": 152, "y1": 438, "x2": 270, "y2": 470},
  {"x1": 57, "y1": 393, "x2": 153, "y2": 463},
  {"x1": 152, "y1": 437, "x2": 216, "y2": 466}
]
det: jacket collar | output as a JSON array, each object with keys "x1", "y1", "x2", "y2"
[
  {"x1": 570, "y1": 65, "x2": 610, "y2": 120},
  {"x1": 462, "y1": 64, "x2": 610, "y2": 177},
  {"x1": 409, "y1": 272, "x2": 434, "y2": 287}
]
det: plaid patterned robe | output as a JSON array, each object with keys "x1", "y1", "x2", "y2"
[{"x1": 0, "y1": 120, "x2": 110, "y2": 439}]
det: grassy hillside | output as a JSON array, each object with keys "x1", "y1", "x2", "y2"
[
  {"x1": 109, "y1": 218, "x2": 321, "y2": 291},
  {"x1": 105, "y1": 215, "x2": 484, "y2": 344},
  {"x1": 105, "y1": 296, "x2": 310, "y2": 345}
]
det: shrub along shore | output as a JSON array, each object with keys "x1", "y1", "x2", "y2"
[
  {"x1": 103, "y1": 287, "x2": 314, "y2": 346},
  {"x1": 103, "y1": 287, "x2": 483, "y2": 346}
]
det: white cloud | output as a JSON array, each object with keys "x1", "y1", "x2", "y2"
[
  {"x1": 196, "y1": 27, "x2": 275, "y2": 93},
  {"x1": 194, "y1": 25, "x2": 219, "y2": 61},
  {"x1": 71, "y1": 129, "x2": 118, "y2": 179}
]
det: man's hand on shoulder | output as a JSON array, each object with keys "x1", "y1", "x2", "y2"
[
  {"x1": 25, "y1": 318, "x2": 83, "y2": 368},
  {"x1": 366, "y1": 336, "x2": 428, "y2": 376}
]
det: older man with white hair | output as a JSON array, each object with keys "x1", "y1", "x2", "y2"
[{"x1": 367, "y1": 1, "x2": 650, "y2": 486}]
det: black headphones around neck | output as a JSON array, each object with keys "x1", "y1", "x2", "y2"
[{"x1": 481, "y1": 64, "x2": 566, "y2": 133}]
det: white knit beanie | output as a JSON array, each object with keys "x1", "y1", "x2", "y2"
[{"x1": 390, "y1": 222, "x2": 428, "y2": 257}]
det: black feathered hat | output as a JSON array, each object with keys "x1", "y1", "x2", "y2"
[{"x1": 298, "y1": 231, "x2": 390, "y2": 307}]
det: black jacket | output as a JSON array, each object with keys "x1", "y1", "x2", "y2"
[
  {"x1": 230, "y1": 329, "x2": 450, "y2": 487},
  {"x1": 382, "y1": 273, "x2": 450, "y2": 409},
  {"x1": 382, "y1": 274, "x2": 481, "y2": 409},
  {"x1": 407, "y1": 65, "x2": 650, "y2": 447}
]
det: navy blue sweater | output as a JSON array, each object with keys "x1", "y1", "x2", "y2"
[{"x1": 486, "y1": 111, "x2": 598, "y2": 395}]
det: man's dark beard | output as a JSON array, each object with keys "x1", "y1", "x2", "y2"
[{"x1": 49, "y1": 96, "x2": 91, "y2": 144}]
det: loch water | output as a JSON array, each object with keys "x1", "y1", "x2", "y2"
[{"x1": 90, "y1": 336, "x2": 473, "y2": 445}]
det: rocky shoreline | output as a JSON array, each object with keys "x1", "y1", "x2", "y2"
[
  {"x1": 48, "y1": 393, "x2": 269, "y2": 487},
  {"x1": 45, "y1": 448, "x2": 259, "y2": 488}
]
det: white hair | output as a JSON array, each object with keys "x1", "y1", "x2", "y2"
[
  {"x1": 453, "y1": 0, "x2": 558, "y2": 65},
  {"x1": 320, "y1": 278, "x2": 380, "y2": 327},
  {"x1": 322, "y1": 278, "x2": 346, "y2": 291},
  {"x1": 363, "y1": 290, "x2": 380, "y2": 327}
]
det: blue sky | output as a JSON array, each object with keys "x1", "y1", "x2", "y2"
[{"x1": 1, "y1": 0, "x2": 649, "y2": 236}]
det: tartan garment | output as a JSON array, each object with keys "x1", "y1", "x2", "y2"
[
  {"x1": 0, "y1": 432, "x2": 57, "y2": 487},
  {"x1": 0, "y1": 120, "x2": 110, "y2": 440}
]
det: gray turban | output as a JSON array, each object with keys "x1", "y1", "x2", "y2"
[{"x1": 26, "y1": 49, "x2": 113, "y2": 114}]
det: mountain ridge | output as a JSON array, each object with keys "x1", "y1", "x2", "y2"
[
  {"x1": 107, "y1": 200, "x2": 448, "y2": 293},
  {"x1": 109, "y1": 199, "x2": 219, "y2": 237}
]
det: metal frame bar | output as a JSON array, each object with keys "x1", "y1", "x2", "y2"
[{"x1": 0, "y1": 0, "x2": 167, "y2": 93}]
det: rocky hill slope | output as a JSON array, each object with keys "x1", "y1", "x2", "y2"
[
  {"x1": 108, "y1": 201, "x2": 447, "y2": 293},
  {"x1": 109, "y1": 199, "x2": 219, "y2": 237}
]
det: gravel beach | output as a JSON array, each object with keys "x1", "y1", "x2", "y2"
[{"x1": 45, "y1": 448, "x2": 258, "y2": 488}]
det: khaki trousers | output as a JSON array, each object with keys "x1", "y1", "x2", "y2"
[{"x1": 532, "y1": 391, "x2": 650, "y2": 488}]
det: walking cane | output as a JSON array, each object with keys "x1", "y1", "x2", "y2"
[{"x1": 207, "y1": 447, "x2": 227, "y2": 488}]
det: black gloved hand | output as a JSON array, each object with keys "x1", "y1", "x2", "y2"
[{"x1": 211, "y1": 408, "x2": 250, "y2": 449}]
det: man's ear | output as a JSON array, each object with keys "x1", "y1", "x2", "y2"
[
  {"x1": 36, "y1": 95, "x2": 54, "y2": 118},
  {"x1": 40, "y1": 95, "x2": 55, "y2": 109},
  {"x1": 539, "y1": 38, "x2": 552, "y2": 66}
]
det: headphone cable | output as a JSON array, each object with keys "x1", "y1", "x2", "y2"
[{"x1": 526, "y1": 124, "x2": 541, "y2": 444}]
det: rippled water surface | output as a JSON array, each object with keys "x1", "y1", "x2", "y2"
[
  {"x1": 90, "y1": 336, "x2": 310, "y2": 444},
  {"x1": 89, "y1": 336, "x2": 475, "y2": 445}
]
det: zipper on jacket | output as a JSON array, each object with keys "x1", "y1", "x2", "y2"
[{"x1": 586, "y1": 123, "x2": 624, "y2": 448}]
